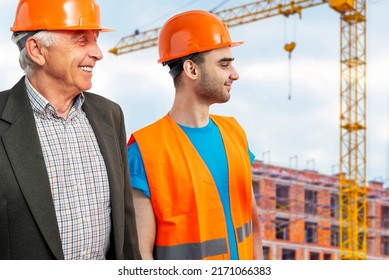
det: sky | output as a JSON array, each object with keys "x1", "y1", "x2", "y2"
[{"x1": 1, "y1": 0, "x2": 388, "y2": 185}]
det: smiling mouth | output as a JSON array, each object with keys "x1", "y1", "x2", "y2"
[{"x1": 80, "y1": 66, "x2": 93, "y2": 73}]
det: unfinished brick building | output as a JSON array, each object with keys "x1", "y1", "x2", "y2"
[{"x1": 252, "y1": 160, "x2": 389, "y2": 260}]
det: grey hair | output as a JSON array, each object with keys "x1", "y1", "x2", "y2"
[{"x1": 12, "y1": 31, "x2": 57, "y2": 76}]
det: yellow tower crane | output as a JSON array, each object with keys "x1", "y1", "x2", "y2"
[
  {"x1": 109, "y1": 0, "x2": 367, "y2": 260},
  {"x1": 336, "y1": 0, "x2": 367, "y2": 260}
]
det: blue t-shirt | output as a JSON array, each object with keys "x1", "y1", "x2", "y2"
[{"x1": 128, "y1": 118, "x2": 254, "y2": 260}]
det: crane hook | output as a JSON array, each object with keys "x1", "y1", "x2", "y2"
[
  {"x1": 284, "y1": 41, "x2": 296, "y2": 57},
  {"x1": 284, "y1": 42, "x2": 296, "y2": 100}
]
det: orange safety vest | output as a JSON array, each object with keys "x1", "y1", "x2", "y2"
[{"x1": 129, "y1": 114, "x2": 253, "y2": 260}]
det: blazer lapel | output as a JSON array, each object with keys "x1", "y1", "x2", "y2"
[
  {"x1": 83, "y1": 96, "x2": 125, "y2": 257},
  {"x1": 1, "y1": 78, "x2": 64, "y2": 259}
]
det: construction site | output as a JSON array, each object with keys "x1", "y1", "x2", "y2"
[
  {"x1": 252, "y1": 159, "x2": 389, "y2": 260},
  {"x1": 108, "y1": 0, "x2": 386, "y2": 260}
]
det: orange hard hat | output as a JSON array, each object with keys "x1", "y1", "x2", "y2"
[
  {"x1": 10, "y1": 0, "x2": 112, "y2": 32},
  {"x1": 158, "y1": 10, "x2": 243, "y2": 64}
]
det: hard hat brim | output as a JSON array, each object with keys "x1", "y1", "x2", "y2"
[
  {"x1": 158, "y1": 41, "x2": 244, "y2": 64},
  {"x1": 231, "y1": 41, "x2": 244, "y2": 47}
]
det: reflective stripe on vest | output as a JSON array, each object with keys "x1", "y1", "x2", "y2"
[
  {"x1": 155, "y1": 237, "x2": 228, "y2": 260},
  {"x1": 237, "y1": 221, "x2": 252, "y2": 243}
]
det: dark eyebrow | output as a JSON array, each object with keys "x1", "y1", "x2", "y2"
[{"x1": 218, "y1": 57, "x2": 235, "y2": 63}]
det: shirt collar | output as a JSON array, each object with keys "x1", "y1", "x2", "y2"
[{"x1": 25, "y1": 77, "x2": 85, "y2": 119}]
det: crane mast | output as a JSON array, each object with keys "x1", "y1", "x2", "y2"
[
  {"x1": 110, "y1": 0, "x2": 367, "y2": 260},
  {"x1": 337, "y1": 0, "x2": 367, "y2": 260}
]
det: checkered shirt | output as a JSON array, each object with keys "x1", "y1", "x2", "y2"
[{"x1": 26, "y1": 78, "x2": 111, "y2": 260}]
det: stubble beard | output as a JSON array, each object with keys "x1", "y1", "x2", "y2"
[{"x1": 196, "y1": 71, "x2": 231, "y2": 105}]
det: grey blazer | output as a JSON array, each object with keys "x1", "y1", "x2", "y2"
[{"x1": 0, "y1": 77, "x2": 141, "y2": 260}]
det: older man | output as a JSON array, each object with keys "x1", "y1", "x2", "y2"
[{"x1": 0, "y1": 0, "x2": 141, "y2": 260}]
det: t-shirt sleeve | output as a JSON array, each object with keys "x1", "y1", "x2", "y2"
[{"x1": 127, "y1": 141, "x2": 151, "y2": 198}]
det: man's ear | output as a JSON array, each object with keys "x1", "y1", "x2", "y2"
[
  {"x1": 25, "y1": 37, "x2": 46, "y2": 66},
  {"x1": 182, "y1": 59, "x2": 198, "y2": 80}
]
